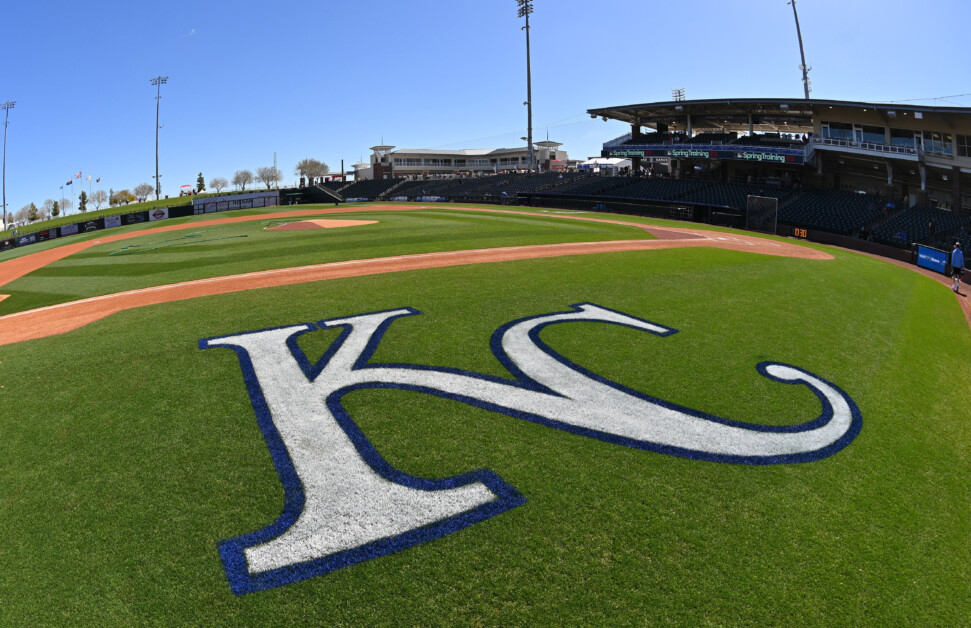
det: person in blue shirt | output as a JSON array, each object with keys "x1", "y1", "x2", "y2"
[{"x1": 951, "y1": 242, "x2": 965, "y2": 293}]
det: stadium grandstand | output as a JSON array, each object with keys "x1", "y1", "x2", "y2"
[
  {"x1": 8, "y1": 98, "x2": 970, "y2": 264},
  {"x1": 316, "y1": 97, "x2": 968, "y2": 257}
]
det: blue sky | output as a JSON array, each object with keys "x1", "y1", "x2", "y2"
[{"x1": 2, "y1": 0, "x2": 969, "y2": 215}]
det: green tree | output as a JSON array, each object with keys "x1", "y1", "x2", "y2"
[
  {"x1": 27, "y1": 202, "x2": 38, "y2": 222},
  {"x1": 52, "y1": 200, "x2": 60, "y2": 217},
  {"x1": 196, "y1": 172, "x2": 206, "y2": 193},
  {"x1": 108, "y1": 188, "x2": 115, "y2": 206},
  {"x1": 79, "y1": 190, "x2": 88, "y2": 213}
]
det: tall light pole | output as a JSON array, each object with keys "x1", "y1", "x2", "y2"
[
  {"x1": 788, "y1": 1, "x2": 811, "y2": 99},
  {"x1": 150, "y1": 76, "x2": 168, "y2": 200},
  {"x1": 1, "y1": 100, "x2": 14, "y2": 229},
  {"x1": 517, "y1": 0, "x2": 535, "y2": 172}
]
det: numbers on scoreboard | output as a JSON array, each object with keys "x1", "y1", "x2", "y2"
[{"x1": 794, "y1": 228, "x2": 808, "y2": 238}]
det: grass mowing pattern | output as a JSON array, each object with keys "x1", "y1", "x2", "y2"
[
  {"x1": 0, "y1": 207, "x2": 651, "y2": 316},
  {"x1": 0, "y1": 238, "x2": 967, "y2": 624}
]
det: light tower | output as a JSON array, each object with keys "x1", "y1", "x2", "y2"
[
  {"x1": 516, "y1": 0, "x2": 535, "y2": 172},
  {"x1": 150, "y1": 76, "x2": 168, "y2": 200},
  {"x1": 787, "y1": 1, "x2": 812, "y2": 99},
  {"x1": 1, "y1": 100, "x2": 14, "y2": 229}
]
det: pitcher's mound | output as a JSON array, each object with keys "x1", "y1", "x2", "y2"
[{"x1": 269, "y1": 219, "x2": 377, "y2": 231}]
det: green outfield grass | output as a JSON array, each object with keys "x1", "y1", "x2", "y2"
[{"x1": 0, "y1": 205, "x2": 968, "y2": 625}]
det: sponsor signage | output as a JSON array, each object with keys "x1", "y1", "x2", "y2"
[
  {"x1": 36, "y1": 229, "x2": 58, "y2": 242},
  {"x1": 193, "y1": 191, "x2": 279, "y2": 214},
  {"x1": 123, "y1": 211, "x2": 148, "y2": 225},
  {"x1": 149, "y1": 208, "x2": 170, "y2": 222},
  {"x1": 82, "y1": 220, "x2": 100, "y2": 233},
  {"x1": 60, "y1": 223, "x2": 79, "y2": 236},
  {"x1": 416, "y1": 196, "x2": 447, "y2": 202},
  {"x1": 390, "y1": 196, "x2": 410, "y2": 202},
  {"x1": 916, "y1": 245, "x2": 948, "y2": 274},
  {"x1": 605, "y1": 147, "x2": 803, "y2": 164},
  {"x1": 104, "y1": 215, "x2": 122, "y2": 229},
  {"x1": 0, "y1": 238, "x2": 14, "y2": 251},
  {"x1": 344, "y1": 197, "x2": 369, "y2": 203},
  {"x1": 17, "y1": 234, "x2": 37, "y2": 246}
]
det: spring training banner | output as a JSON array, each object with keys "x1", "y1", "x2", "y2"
[{"x1": 605, "y1": 147, "x2": 804, "y2": 165}]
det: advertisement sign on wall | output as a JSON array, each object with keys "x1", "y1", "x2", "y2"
[
  {"x1": 149, "y1": 208, "x2": 170, "y2": 222},
  {"x1": 61, "y1": 223, "x2": 79, "y2": 236},
  {"x1": 605, "y1": 147, "x2": 803, "y2": 165},
  {"x1": 104, "y1": 215, "x2": 122, "y2": 229},
  {"x1": 123, "y1": 212, "x2": 148, "y2": 225},
  {"x1": 916, "y1": 245, "x2": 948, "y2": 274}
]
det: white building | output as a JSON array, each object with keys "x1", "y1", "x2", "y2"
[{"x1": 361, "y1": 141, "x2": 570, "y2": 180}]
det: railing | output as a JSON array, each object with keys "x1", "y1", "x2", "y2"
[
  {"x1": 603, "y1": 133, "x2": 632, "y2": 147},
  {"x1": 812, "y1": 137, "x2": 919, "y2": 157}
]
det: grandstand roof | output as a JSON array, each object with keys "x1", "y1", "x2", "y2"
[
  {"x1": 384, "y1": 147, "x2": 527, "y2": 157},
  {"x1": 587, "y1": 98, "x2": 971, "y2": 133}
]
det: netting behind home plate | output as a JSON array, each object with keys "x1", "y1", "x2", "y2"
[{"x1": 746, "y1": 195, "x2": 778, "y2": 234}]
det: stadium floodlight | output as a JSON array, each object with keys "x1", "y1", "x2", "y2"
[
  {"x1": 150, "y1": 76, "x2": 168, "y2": 201},
  {"x1": 1, "y1": 100, "x2": 14, "y2": 229},
  {"x1": 672, "y1": 88, "x2": 686, "y2": 102},
  {"x1": 516, "y1": 0, "x2": 535, "y2": 172},
  {"x1": 787, "y1": 1, "x2": 811, "y2": 99}
]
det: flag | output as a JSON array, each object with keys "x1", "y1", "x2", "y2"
[
  {"x1": 86, "y1": 175, "x2": 91, "y2": 181},
  {"x1": 75, "y1": 171, "x2": 81, "y2": 179},
  {"x1": 66, "y1": 179, "x2": 72, "y2": 185},
  {"x1": 96, "y1": 178, "x2": 100, "y2": 183}
]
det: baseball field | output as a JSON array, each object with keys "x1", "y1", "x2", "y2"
[{"x1": 0, "y1": 203, "x2": 967, "y2": 625}]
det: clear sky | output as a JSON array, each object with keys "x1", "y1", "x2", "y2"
[{"x1": 2, "y1": 0, "x2": 969, "y2": 215}]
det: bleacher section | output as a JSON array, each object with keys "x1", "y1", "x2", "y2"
[
  {"x1": 779, "y1": 190, "x2": 884, "y2": 235},
  {"x1": 377, "y1": 173, "x2": 591, "y2": 200},
  {"x1": 606, "y1": 178, "x2": 707, "y2": 201},
  {"x1": 732, "y1": 133, "x2": 806, "y2": 148},
  {"x1": 313, "y1": 173, "x2": 968, "y2": 250},
  {"x1": 684, "y1": 132, "x2": 737, "y2": 145},
  {"x1": 679, "y1": 184, "x2": 793, "y2": 210},
  {"x1": 320, "y1": 180, "x2": 346, "y2": 192},
  {"x1": 337, "y1": 178, "x2": 401, "y2": 200},
  {"x1": 543, "y1": 176, "x2": 629, "y2": 196},
  {"x1": 872, "y1": 206, "x2": 971, "y2": 246}
]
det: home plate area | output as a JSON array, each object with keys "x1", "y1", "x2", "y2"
[{"x1": 266, "y1": 219, "x2": 378, "y2": 231}]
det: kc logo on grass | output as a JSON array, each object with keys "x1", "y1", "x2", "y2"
[{"x1": 200, "y1": 304, "x2": 862, "y2": 594}]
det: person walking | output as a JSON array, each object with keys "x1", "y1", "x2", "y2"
[{"x1": 951, "y1": 242, "x2": 965, "y2": 293}]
